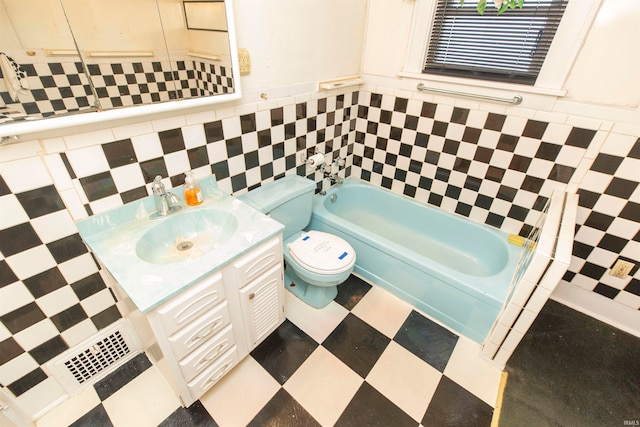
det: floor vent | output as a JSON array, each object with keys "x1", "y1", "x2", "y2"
[{"x1": 46, "y1": 320, "x2": 141, "y2": 394}]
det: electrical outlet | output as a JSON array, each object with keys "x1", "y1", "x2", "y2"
[
  {"x1": 238, "y1": 48, "x2": 250, "y2": 75},
  {"x1": 609, "y1": 260, "x2": 634, "y2": 279}
]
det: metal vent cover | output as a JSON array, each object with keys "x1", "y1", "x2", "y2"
[{"x1": 46, "y1": 320, "x2": 141, "y2": 394}]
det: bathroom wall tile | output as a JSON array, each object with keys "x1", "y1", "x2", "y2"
[
  {"x1": 22, "y1": 267, "x2": 68, "y2": 299},
  {"x1": 0, "y1": 260, "x2": 18, "y2": 289},
  {"x1": 86, "y1": 194, "x2": 123, "y2": 215},
  {"x1": 0, "y1": 302, "x2": 48, "y2": 335},
  {"x1": 13, "y1": 319, "x2": 59, "y2": 352},
  {"x1": 0, "y1": 194, "x2": 29, "y2": 230},
  {"x1": 57, "y1": 253, "x2": 99, "y2": 286},
  {"x1": 49, "y1": 303, "x2": 88, "y2": 333},
  {"x1": 46, "y1": 234, "x2": 88, "y2": 264},
  {"x1": 0, "y1": 141, "x2": 42, "y2": 162},
  {"x1": 102, "y1": 139, "x2": 138, "y2": 169},
  {"x1": 0, "y1": 282, "x2": 35, "y2": 320},
  {"x1": 59, "y1": 188, "x2": 88, "y2": 221},
  {"x1": 79, "y1": 172, "x2": 118, "y2": 202},
  {"x1": 80, "y1": 288, "x2": 118, "y2": 319},
  {"x1": 43, "y1": 154, "x2": 74, "y2": 191},
  {"x1": 28, "y1": 335, "x2": 68, "y2": 365},
  {"x1": 0, "y1": 223, "x2": 43, "y2": 258},
  {"x1": 4, "y1": 245, "x2": 58, "y2": 282},
  {"x1": 0, "y1": 157, "x2": 52, "y2": 193},
  {"x1": 130, "y1": 133, "x2": 164, "y2": 162},
  {"x1": 90, "y1": 305, "x2": 122, "y2": 330},
  {"x1": 66, "y1": 146, "x2": 110, "y2": 179},
  {"x1": 164, "y1": 151, "x2": 191, "y2": 179},
  {"x1": 181, "y1": 124, "x2": 207, "y2": 149},
  {"x1": 110, "y1": 164, "x2": 146, "y2": 194},
  {"x1": 0, "y1": 337, "x2": 24, "y2": 366},
  {"x1": 0, "y1": 353, "x2": 41, "y2": 390},
  {"x1": 16, "y1": 185, "x2": 66, "y2": 220},
  {"x1": 60, "y1": 318, "x2": 99, "y2": 348},
  {"x1": 64, "y1": 129, "x2": 115, "y2": 150}
]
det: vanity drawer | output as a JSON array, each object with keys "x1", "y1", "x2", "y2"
[
  {"x1": 231, "y1": 237, "x2": 282, "y2": 287},
  {"x1": 187, "y1": 347, "x2": 239, "y2": 398},
  {"x1": 178, "y1": 324, "x2": 235, "y2": 382},
  {"x1": 168, "y1": 301, "x2": 231, "y2": 361},
  {"x1": 155, "y1": 272, "x2": 225, "y2": 336}
]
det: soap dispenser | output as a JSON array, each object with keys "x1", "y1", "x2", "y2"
[{"x1": 183, "y1": 171, "x2": 203, "y2": 206}]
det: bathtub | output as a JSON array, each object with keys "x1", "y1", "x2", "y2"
[{"x1": 309, "y1": 177, "x2": 520, "y2": 343}]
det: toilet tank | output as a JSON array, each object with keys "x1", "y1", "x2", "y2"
[{"x1": 239, "y1": 176, "x2": 316, "y2": 240}]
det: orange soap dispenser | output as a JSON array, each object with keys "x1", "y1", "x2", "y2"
[{"x1": 183, "y1": 171, "x2": 203, "y2": 206}]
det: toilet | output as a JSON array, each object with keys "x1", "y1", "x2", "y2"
[{"x1": 239, "y1": 175, "x2": 356, "y2": 308}]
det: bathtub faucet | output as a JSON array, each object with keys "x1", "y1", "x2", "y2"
[
  {"x1": 327, "y1": 174, "x2": 344, "y2": 185},
  {"x1": 323, "y1": 156, "x2": 345, "y2": 185}
]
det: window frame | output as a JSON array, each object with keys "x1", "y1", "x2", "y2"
[{"x1": 401, "y1": 0, "x2": 603, "y2": 97}]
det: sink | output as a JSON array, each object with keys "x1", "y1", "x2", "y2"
[{"x1": 135, "y1": 208, "x2": 238, "y2": 264}]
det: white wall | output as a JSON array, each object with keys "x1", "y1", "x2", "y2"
[
  {"x1": 361, "y1": 0, "x2": 640, "y2": 123},
  {"x1": 564, "y1": 0, "x2": 640, "y2": 108},
  {"x1": 233, "y1": 0, "x2": 368, "y2": 100}
]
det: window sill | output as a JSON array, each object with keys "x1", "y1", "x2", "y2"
[{"x1": 398, "y1": 71, "x2": 567, "y2": 98}]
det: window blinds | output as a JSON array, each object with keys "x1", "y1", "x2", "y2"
[{"x1": 424, "y1": 0, "x2": 568, "y2": 85}]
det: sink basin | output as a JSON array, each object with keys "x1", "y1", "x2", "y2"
[{"x1": 135, "y1": 209, "x2": 238, "y2": 264}]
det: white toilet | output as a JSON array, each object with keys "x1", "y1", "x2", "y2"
[{"x1": 239, "y1": 175, "x2": 356, "y2": 308}]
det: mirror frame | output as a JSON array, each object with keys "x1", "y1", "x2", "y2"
[{"x1": 0, "y1": 0, "x2": 241, "y2": 139}]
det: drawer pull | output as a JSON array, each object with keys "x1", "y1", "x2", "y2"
[
  {"x1": 175, "y1": 291, "x2": 219, "y2": 325},
  {"x1": 248, "y1": 293, "x2": 256, "y2": 300},
  {"x1": 190, "y1": 319, "x2": 223, "y2": 343},
  {"x1": 245, "y1": 253, "x2": 276, "y2": 279},
  {"x1": 205, "y1": 362, "x2": 232, "y2": 385},
  {"x1": 195, "y1": 342, "x2": 228, "y2": 369}
]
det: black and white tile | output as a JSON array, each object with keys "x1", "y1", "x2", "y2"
[
  {"x1": 2, "y1": 86, "x2": 639, "y2": 420},
  {"x1": 569, "y1": 135, "x2": 640, "y2": 308},
  {"x1": 0, "y1": 58, "x2": 233, "y2": 123},
  {"x1": 36, "y1": 277, "x2": 501, "y2": 427},
  {"x1": 353, "y1": 91, "x2": 596, "y2": 238}
]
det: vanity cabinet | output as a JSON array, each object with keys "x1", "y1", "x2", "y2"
[{"x1": 146, "y1": 235, "x2": 284, "y2": 406}]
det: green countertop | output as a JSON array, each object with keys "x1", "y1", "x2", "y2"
[{"x1": 77, "y1": 176, "x2": 283, "y2": 313}]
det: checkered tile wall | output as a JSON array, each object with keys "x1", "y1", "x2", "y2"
[
  {"x1": 351, "y1": 91, "x2": 639, "y2": 313},
  {"x1": 0, "y1": 58, "x2": 233, "y2": 123},
  {"x1": 568, "y1": 135, "x2": 640, "y2": 309},
  {"x1": 0, "y1": 91, "x2": 358, "y2": 404},
  {"x1": 1, "y1": 87, "x2": 638, "y2": 411},
  {"x1": 0, "y1": 60, "x2": 95, "y2": 123}
]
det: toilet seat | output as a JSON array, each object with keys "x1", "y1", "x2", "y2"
[{"x1": 287, "y1": 230, "x2": 355, "y2": 275}]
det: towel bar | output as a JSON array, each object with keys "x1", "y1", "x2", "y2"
[{"x1": 417, "y1": 83, "x2": 522, "y2": 105}]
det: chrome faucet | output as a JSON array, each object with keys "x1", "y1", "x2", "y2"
[
  {"x1": 324, "y1": 156, "x2": 345, "y2": 185},
  {"x1": 150, "y1": 175, "x2": 182, "y2": 219},
  {"x1": 327, "y1": 174, "x2": 344, "y2": 185}
]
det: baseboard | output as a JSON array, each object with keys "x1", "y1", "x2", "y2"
[{"x1": 551, "y1": 282, "x2": 640, "y2": 339}]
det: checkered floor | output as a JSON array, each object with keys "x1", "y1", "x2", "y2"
[{"x1": 35, "y1": 276, "x2": 502, "y2": 427}]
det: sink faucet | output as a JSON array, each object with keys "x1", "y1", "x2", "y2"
[{"x1": 151, "y1": 175, "x2": 182, "y2": 218}]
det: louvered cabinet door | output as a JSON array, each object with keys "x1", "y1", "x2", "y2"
[{"x1": 238, "y1": 264, "x2": 285, "y2": 348}]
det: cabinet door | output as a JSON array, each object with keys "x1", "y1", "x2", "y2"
[{"x1": 238, "y1": 264, "x2": 284, "y2": 348}]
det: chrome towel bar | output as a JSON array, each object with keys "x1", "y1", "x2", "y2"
[{"x1": 416, "y1": 83, "x2": 523, "y2": 105}]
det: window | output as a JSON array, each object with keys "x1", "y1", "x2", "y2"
[{"x1": 424, "y1": 0, "x2": 568, "y2": 85}]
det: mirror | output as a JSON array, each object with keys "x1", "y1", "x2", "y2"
[{"x1": 0, "y1": 0, "x2": 240, "y2": 137}]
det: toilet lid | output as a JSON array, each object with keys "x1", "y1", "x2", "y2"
[{"x1": 288, "y1": 230, "x2": 355, "y2": 275}]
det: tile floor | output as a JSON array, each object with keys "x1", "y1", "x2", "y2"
[
  {"x1": 35, "y1": 275, "x2": 502, "y2": 427},
  {"x1": 500, "y1": 300, "x2": 640, "y2": 426}
]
